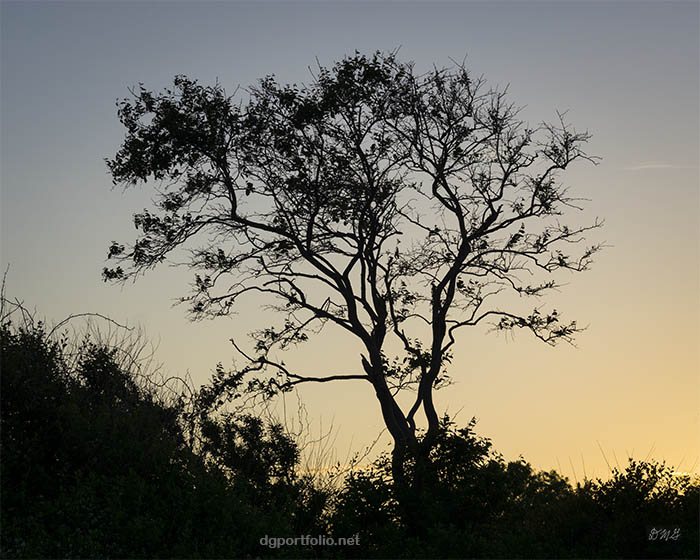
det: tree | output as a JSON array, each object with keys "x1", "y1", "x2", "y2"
[{"x1": 104, "y1": 51, "x2": 602, "y2": 483}]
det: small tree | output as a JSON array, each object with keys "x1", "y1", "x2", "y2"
[{"x1": 105, "y1": 51, "x2": 601, "y2": 482}]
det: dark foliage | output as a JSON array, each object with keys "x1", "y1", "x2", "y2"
[
  {"x1": 328, "y1": 418, "x2": 699, "y2": 558},
  {"x1": 1, "y1": 312, "x2": 697, "y2": 558},
  {"x1": 0, "y1": 318, "x2": 324, "y2": 558}
]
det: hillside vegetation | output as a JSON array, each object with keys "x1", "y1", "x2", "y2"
[{"x1": 1, "y1": 303, "x2": 697, "y2": 558}]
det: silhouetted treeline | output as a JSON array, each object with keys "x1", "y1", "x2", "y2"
[{"x1": 1, "y1": 311, "x2": 698, "y2": 558}]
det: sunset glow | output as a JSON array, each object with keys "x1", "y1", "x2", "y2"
[{"x1": 2, "y1": 0, "x2": 698, "y2": 485}]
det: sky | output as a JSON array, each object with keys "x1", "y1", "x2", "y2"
[{"x1": 1, "y1": 0, "x2": 698, "y2": 481}]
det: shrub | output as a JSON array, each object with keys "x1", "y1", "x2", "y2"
[{"x1": 0, "y1": 310, "x2": 325, "y2": 558}]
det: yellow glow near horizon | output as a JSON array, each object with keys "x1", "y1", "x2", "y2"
[{"x1": 1, "y1": 1, "x2": 697, "y2": 483}]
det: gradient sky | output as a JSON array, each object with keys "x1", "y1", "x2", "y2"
[{"x1": 2, "y1": 0, "x2": 698, "y2": 481}]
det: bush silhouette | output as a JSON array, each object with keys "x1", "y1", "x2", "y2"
[
  {"x1": 1, "y1": 306, "x2": 697, "y2": 558},
  {"x1": 328, "y1": 417, "x2": 699, "y2": 558},
  {"x1": 0, "y1": 316, "x2": 324, "y2": 558}
]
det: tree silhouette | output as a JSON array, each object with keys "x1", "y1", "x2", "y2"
[{"x1": 105, "y1": 51, "x2": 602, "y2": 481}]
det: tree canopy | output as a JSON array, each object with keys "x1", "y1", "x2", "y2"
[{"x1": 105, "y1": 51, "x2": 602, "y2": 469}]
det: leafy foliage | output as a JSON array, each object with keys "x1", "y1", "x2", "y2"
[
  {"x1": 328, "y1": 418, "x2": 699, "y2": 559},
  {"x1": 0, "y1": 312, "x2": 324, "y2": 558},
  {"x1": 1, "y1": 311, "x2": 697, "y2": 558}
]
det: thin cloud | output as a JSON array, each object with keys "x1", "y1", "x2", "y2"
[{"x1": 624, "y1": 161, "x2": 694, "y2": 171}]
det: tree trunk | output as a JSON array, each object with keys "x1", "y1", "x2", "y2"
[{"x1": 364, "y1": 352, "x2": 437, "y2": 535}]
